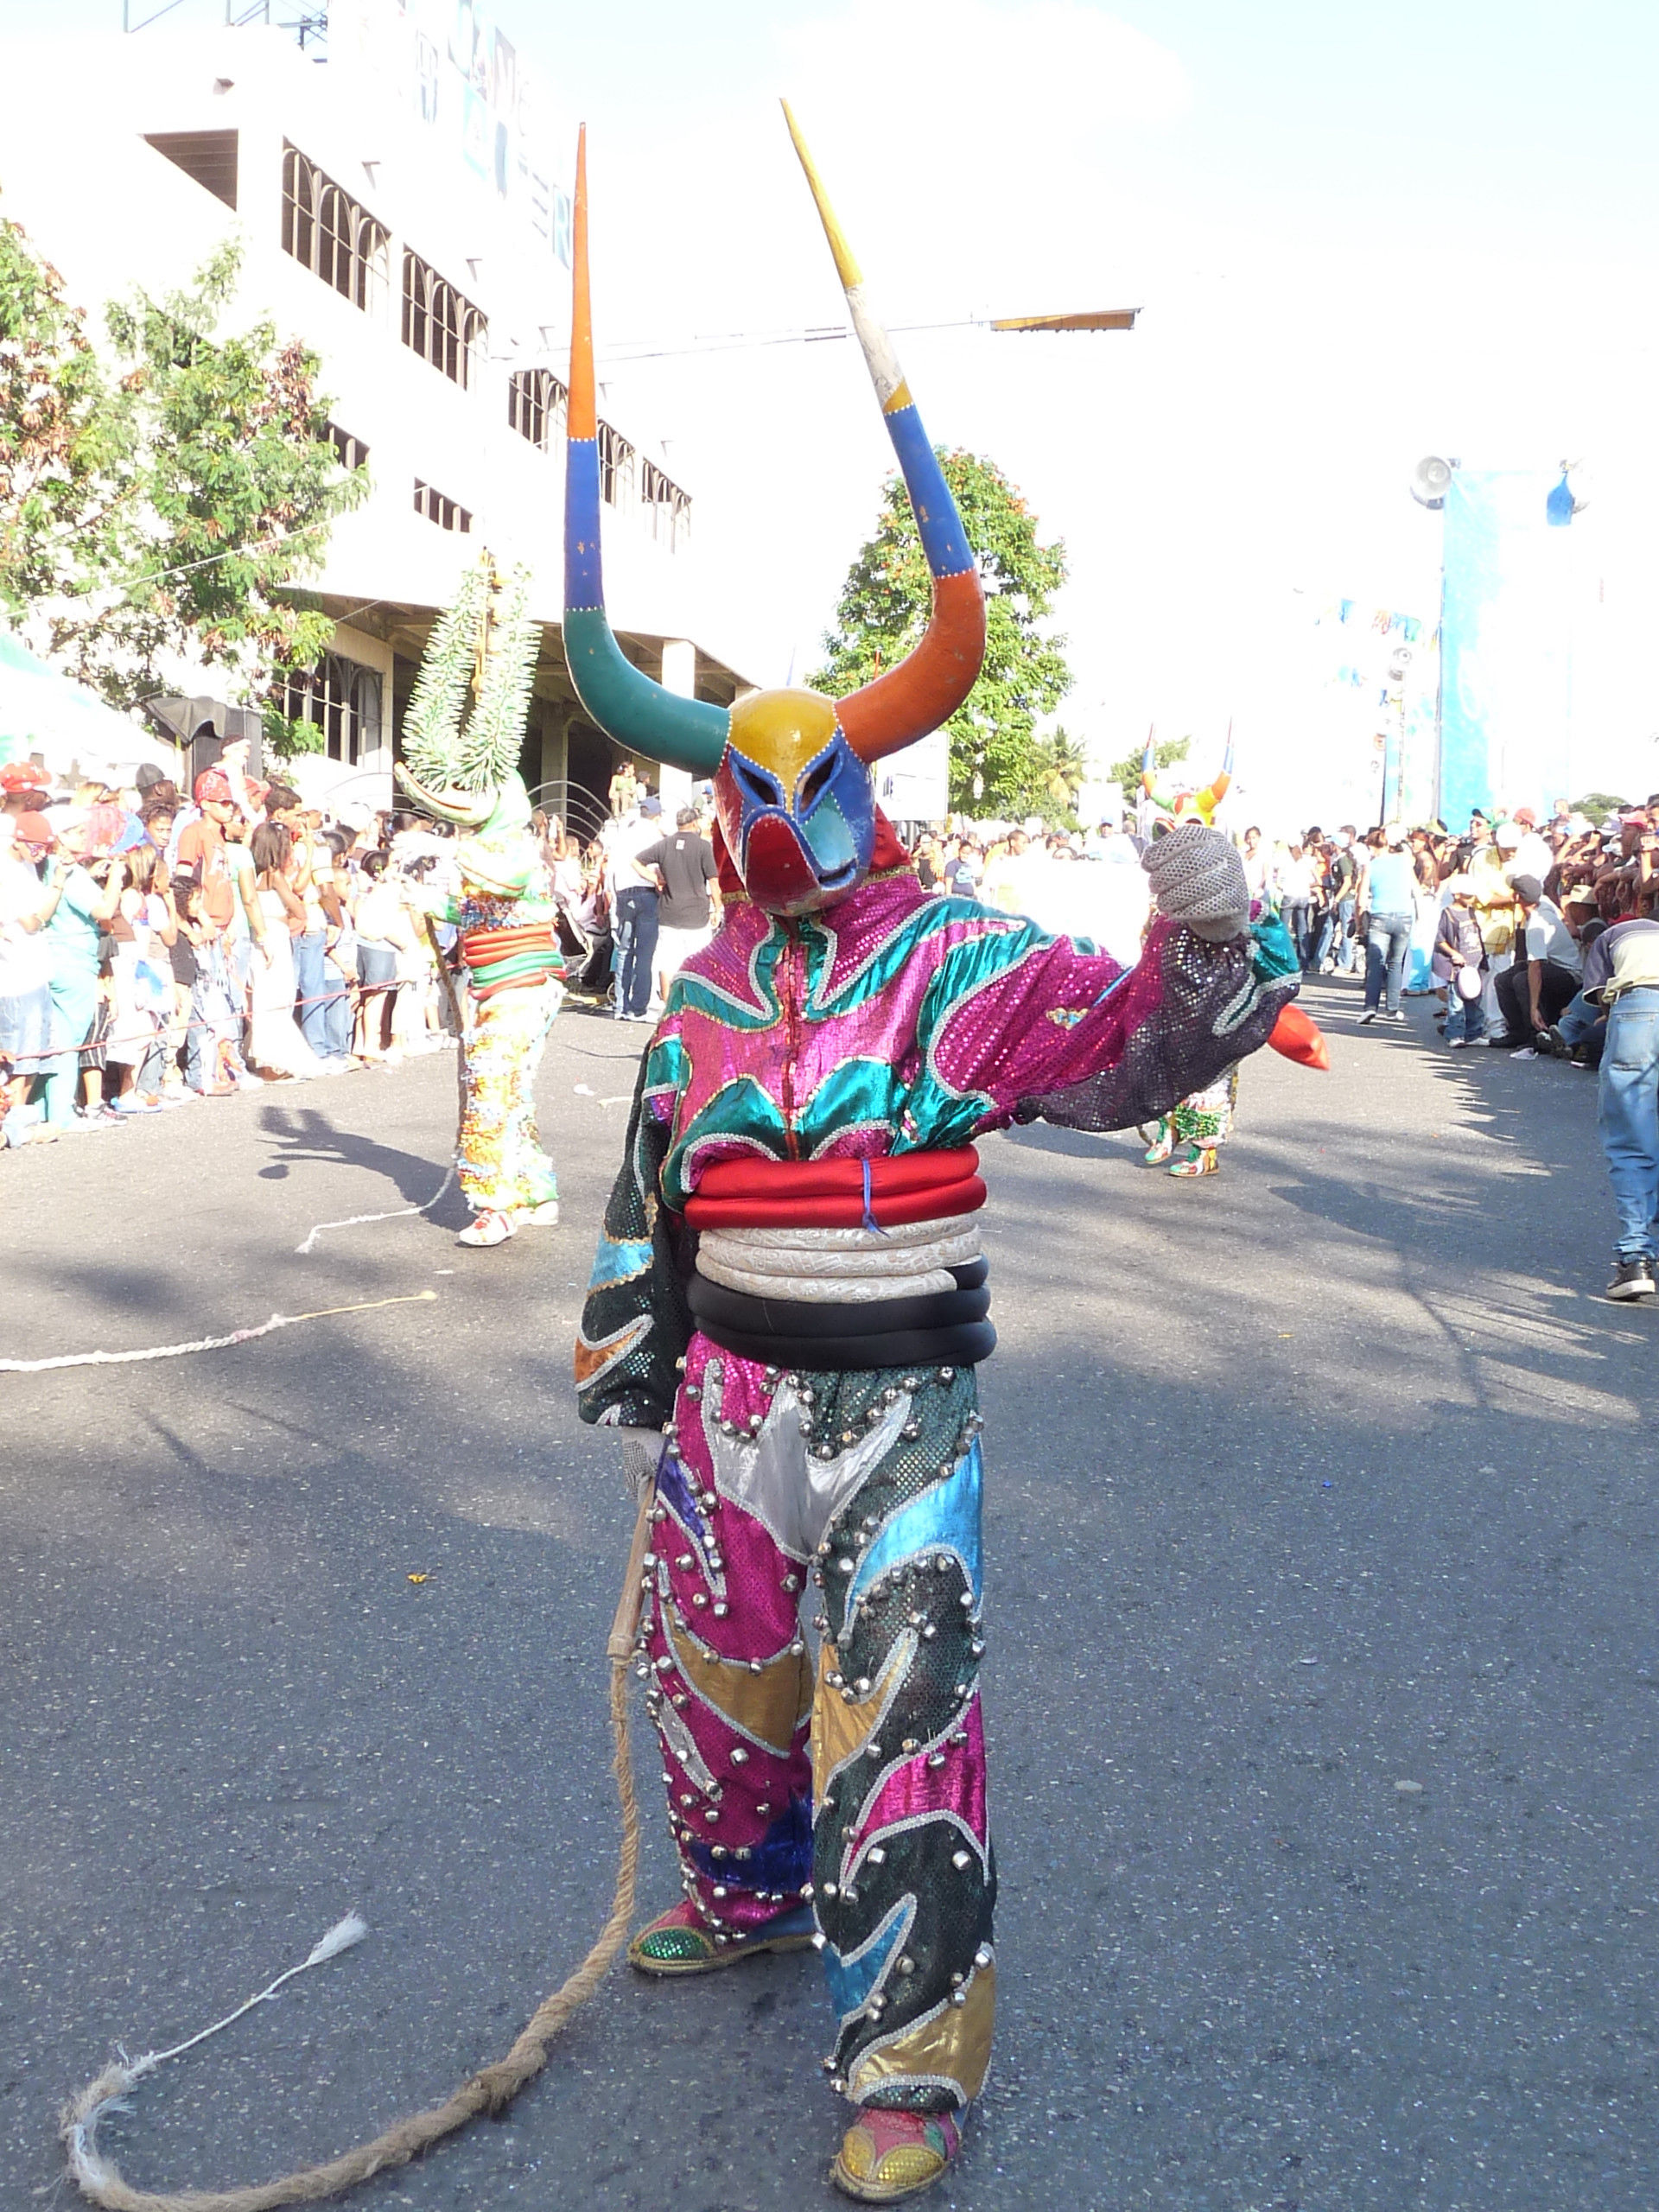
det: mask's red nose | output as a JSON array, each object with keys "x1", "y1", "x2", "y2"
[{"x1": 741, "y1": 813, "x2": 822, "y2": 912}]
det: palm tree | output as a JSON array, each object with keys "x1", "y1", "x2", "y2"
[{"x1": 1032, "y1": 727, "x2": 1090, "y2": 811}]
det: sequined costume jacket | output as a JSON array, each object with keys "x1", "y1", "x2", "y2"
[{"x1": 577, "y1": 865, "x2": 1297, "y2": 1427}]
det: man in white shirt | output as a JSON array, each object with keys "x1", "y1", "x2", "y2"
[{"x1": 1499, "y1": 874, "x2": 1585, "y2": 1051}]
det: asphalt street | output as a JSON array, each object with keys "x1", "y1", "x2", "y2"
[{"x1": 3, "y1": 978, "x2": 1656, "y2": 2212}]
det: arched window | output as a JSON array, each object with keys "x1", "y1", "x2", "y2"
[
  {"x1": 507, "y1": 370, "x2": 569, "y2": 451},
  {"x1": 401, "y1": 252, "x2": 487, "y2": 387},
  {"x1": 281, "y1": 145, "x2": 389, "y2": 315},
  {"x1": 283, "y1": 653, "x2": 385, "y2": 766}
]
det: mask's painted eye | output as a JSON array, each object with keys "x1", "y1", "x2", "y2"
[
  {"x1": 735, "y1": 760, "x2": 782, "y2": 808},
  {"x1": 798, "y1": 756, "x2": 836, "y2": 810}
]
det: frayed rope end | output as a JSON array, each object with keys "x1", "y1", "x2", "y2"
[{"x1": 304, "y1": 1912, "x2": 369, "y2": 1968}]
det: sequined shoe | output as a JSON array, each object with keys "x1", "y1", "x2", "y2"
[
  {"x1": 627, "y1": 1897, "x2": 816, "y2": 1977},
  {"x1": 831, "y1": 2110, "x2": 963, "y2": 2202},
  {"x1": 1167, "y1": 1146, "x2": 1218, "y2": 1178}
]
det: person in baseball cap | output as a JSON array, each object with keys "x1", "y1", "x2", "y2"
[
  {"x1": 194, "y1": 766, "x2": 234, "y2": 806},
  {"x1": 10, "y1": 810, "x2": 58, "y2": 853}
]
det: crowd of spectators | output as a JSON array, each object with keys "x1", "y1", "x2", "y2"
[
  {"x1": 10, "y1": 734, "x2": 1656, "y2": 1157},
  {"x1": 0, "y1": 742, "x2": 472, "y2": 1147},
  {"x1": 1244, "y1": 798, "x2": 1659, "y2": 1070}
]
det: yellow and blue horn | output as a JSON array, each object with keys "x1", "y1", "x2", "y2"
[
  {"x1": 781, "y1": 101, "x2": 985, "y2": 762},
  {"x1": 563, "y1": 126, "x2": 730, "y2": 775}
]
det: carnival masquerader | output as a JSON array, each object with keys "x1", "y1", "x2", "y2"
[
  {"x1": 397, "y1": 558, "x2": 565, "y2": 1249},
  {"x1": 1139, "y1": 738, "x2": 1245, "y2": 1179},
  {"x1": 569, "y1": 112, "x2": 1300, "y2": 2203}
]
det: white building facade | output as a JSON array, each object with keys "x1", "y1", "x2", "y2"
[{"x1": 2, "y1": 11, "x2": 748, "y2": 827}]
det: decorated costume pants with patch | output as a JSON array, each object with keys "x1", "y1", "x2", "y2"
[
  {"x1": 457, "y1": 980, "x2": 561, "y2": 1216},
  {"x1": 1149, "y1": 1063, "x2": 1240, "y2": 1154},
  {"x1": 639, "y1": 1332, "x2": 996, "y2": 2113}
]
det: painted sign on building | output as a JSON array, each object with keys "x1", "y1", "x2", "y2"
[{"x1": 331, "y1": 0, "x2": 572, "y2": 264}]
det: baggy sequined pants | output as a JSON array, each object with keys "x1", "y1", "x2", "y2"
[
  {"x1": 456, "y1": 981, "x2": 561, "y2": 1216},
  {"x1": 638, "y1": 1332, "x2": 997, "y2": 2113}
]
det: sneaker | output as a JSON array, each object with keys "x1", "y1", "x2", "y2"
[
  {"x1": 1357, "y1": 1009, "x2": 1379, "y2": 1026},
  {"x1": 1545, "y1": 1025, "x2": 1573, "y2": 1059},
  {"x1": 1387, "y1": 1009, "x2": 1407, "y2": 1022},
  {"x1": 1446, "y1": 1036, "x2": 1467, "y2": 1049},
  {"x1": 1511, "y1": 1046, "x2": 1539, "y2": 1059},
  {"x1": 1607, "y1": 1256, "x2": 1656, "y2": 1301},
  {"x1": 456, "y1": 1210, "x2": 518, "y2": 1248}
]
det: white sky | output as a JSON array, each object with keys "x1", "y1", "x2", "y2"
[{"x1": 7, "y1": 0, "x2": 1659, "y2": 815}]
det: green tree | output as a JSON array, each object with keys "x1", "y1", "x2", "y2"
[
  {"x1": 1106, "y1": 732, "x2": 1190, "y2": 808},
  {"x1": 810, "y1": 448, "x2": 1071, "y2": 815},
  {"x1": 1029, "y1": 726, "x2": 1090, "y2": 823},
  {"x1": 1572, "y1": 790, "x2": 1630, "y2": 820},
  {"x1": 0, "y1": 216, "x2": 365, "y2": 715},
  {"x1": 0, "y1": 213, "x2": 130, "y2": 612}
]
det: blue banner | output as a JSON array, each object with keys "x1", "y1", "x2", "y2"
[{"x1": 1440, "y1": 471, "x2": 1575, "y2": 829}]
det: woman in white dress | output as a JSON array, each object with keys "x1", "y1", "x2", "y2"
[
  {"x1": 246, "y1": 822, "x2": 325, "y2": 1078},
  {"x1": 106, "y1": 843, "x2": 177, "y2": 1112}
]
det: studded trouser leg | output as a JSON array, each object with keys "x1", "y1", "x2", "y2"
[
  {"x1": 807, "y1": 1363, "x2": 995, "y2": 2114},
  {"x1": 639, "y1": 1338, "x2": 995, "y2": 2111},
  {"x1": 639, "y1": 1337, "x2": 817, "y2": 1938}
]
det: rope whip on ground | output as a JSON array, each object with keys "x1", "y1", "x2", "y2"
[
  {"x1": 60, "y1": 1498, "x2": 653, "y2": 2212},
  {"x1": 0, "y1": 1293, "x2": 440, "y2": 1373},
  {"x1": 293, "y1": 918, "x2": 470, "y2": 1257}
]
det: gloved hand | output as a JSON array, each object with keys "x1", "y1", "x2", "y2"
[
  {"x1": 1144, "y1": 824, "x2": 1251, "y2": 943},
  {"x1": 612, "y1": 1424, "x2": 665, "y2": 1504}
]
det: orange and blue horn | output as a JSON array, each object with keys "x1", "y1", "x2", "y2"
[
  {"x1": 781, "y1": 101, "x2": 985, "y2": 761},
  {"x1": 563, "y1": 125, "x2": 730, "y2": 775}
]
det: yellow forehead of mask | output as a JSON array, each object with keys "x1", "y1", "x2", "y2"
[{"x1": 728, "y1": 689, "x2": 841, "y2": 786}]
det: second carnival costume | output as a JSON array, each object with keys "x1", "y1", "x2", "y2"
[
  {"x1": 1138, "y1": 739, "x2": 1244, "y2": 1179},
  {"x1": 397, "y1": 561, "x2": 565, "y2": 1248},
  {"x1": 569, "y1": 112, "x2": 1301, "y2": 2202}
]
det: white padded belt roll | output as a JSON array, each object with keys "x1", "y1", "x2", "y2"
[{"x1": 696, "y1": 1213, "x2": 982, "y2": 1304}]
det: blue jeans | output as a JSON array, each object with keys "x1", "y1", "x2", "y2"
[
  {"x1": 1317, "y1": 896, "x2": 1357, "y2": 972},
  {"x1": 1282, "y1": 899, "x2": 1313, "y2": 970},
  {"x1": 185, "y1": 938, "x2": 245, "y2": 1090},
  {"x1": 1445, "y1": 985, "x2": 1486, "y2": 1043},
  {"x1": 1598, "y1": 988, "x2": 1659, "y2": 1260},
  {"x1": 294, "y1": 930, "x2": 351, "y2": 1058},
  {"x1": 613, "y1": 887, "x2": 659, "y2": 1017},
  {"x1": 1364, "y1": 911, "x2": 1414, "y2": 1013},
  {"x1": 1556, "y1": 989, "x2": 1599, "y2": 1047}
]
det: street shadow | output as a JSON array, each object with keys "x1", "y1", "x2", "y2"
[{"x1": 255, "y1": 1102, "x2": 471, "y2": 1229}]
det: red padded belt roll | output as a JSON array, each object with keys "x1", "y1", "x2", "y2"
[
  {"x1": 684, "y1": 1147, "x2": 983, "y2": 1230},
  {"x1": 462, "y1": 922, "x2": 556, "y2": 963}
]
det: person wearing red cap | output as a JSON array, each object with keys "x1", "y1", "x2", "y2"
[
  {"x1": 0, "y1": 813, "x2": 69, "y2": 1142},
  {"x1": 175, "y1": 769, "x2": 257, "y2": 1094}
]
